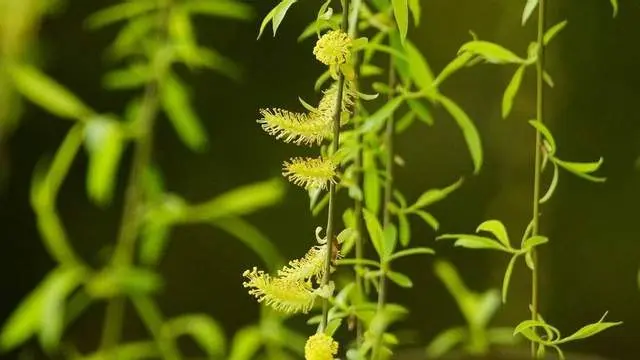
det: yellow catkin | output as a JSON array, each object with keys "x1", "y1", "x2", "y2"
[
  {"x1": 242, "y1": 267, "x2": 316, "y2": 314},
  {"x1": 277, "y1": 245, "x2": 327, "y2": 282},
  {"x1": 305, "y1": 333, "x2": 339, "y2": 360},
  {"x1": 313, "y1": 30, "x2": 352, "y2": 66},
  {"x1": 317, "y1": 81, "x2": 356, "y2": 119},
  {"x1": 257, "y1": 108, "x2": 331, "y2": 146},
  {"x1": 282, "y1": 157, "x2": 337, "y2": 190}
]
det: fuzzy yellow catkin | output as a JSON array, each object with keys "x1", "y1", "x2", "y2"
[
  {"x1": 282, "y1": 157, "x2": 337, "y2": 190},
  {"x1": 257, "y1": 108, "x2": 331, "y2": 146},
  {"x1": 313, "y1": 30, "x2": 352, "y2": 66},
  {"x1": 242, "y1": 267, "x2": 317, "y2": 314},
  {"x1": 317, "y1": 81, "x2": 356, "y2": 119},
  {"x1": 277, "y1": 244, "x2": 328, "y2": 282},
  {"x1": 305, "y1": 333, "x2": 339, "y2": 360}
]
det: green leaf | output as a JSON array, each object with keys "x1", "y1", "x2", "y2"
[
  {"x1": 103, "y1": 64, "x2": 151, "y2": 89},
  {"x1": 413, "y1": 210, "x2": 439, "y2": 230},
  {"x1": 513, "y1": 320, "x2": 550, "y2": 343},
  {"x1": 474, "y1": 290, "x2": 501, "y2": 327},
  {"x1": 213, "y1": 217, "x2": 284, "y2": 272},
  {"x1": 528, "y1": 119, "x2": 556, "y2": 154},
  {"x1": 543, "y1": 20, "x2": 568, "y2": 45},
  {"x1": 406, "y1": 98, "x2": 433, "y2": 125},
  {"x1": 84, "y1": 117, "x2": 125, "y2": 205},
  {"x1": 161, "y1": 75, "x2": 208, "y2": 151},
  {"x1": 610, "y1": 0, "x2": 618, "y2": 17},
  {"x1": 433, "y1": 51, "x2": 473, "y2": 88},
  {"x1": 458, "y1": 41, "x2": 525, "y2": 64},
  {"x1": 359, "y1": 96, "x2": 404, "y2": 133},
  {"x1": 86, "y1": 0, "x2": 157, "y2": 29},
  {"x1": 397, "y1": 39, "x2": 434, "y2": 91},
  {"x1": 86, "y1": 267, "x2": 162, "y2": 298},
  {"x1": 183, "y1": 0, "x2": 253, "y2": 21},
  {"x1": 363, "y1": 209, "x2": 385, "y2": 259},
  {"x1": 388, "y1": 247, "x2": 434, "y2": 262},
  {"x1": 501, "y1": 255, "x2": 518, "y2": 303},
  {"x1": 502, "y1": 65, "x2": 526, "y2": 119},
  {"x1": 523, "y1": 235, "x2": 549, "y2": 250},
  {"x1": 387, "y1": 271, "x2": 413, "y2": 288},
  {"x1": 557, "y1": 313, "x2": 622, "y2": 344},
  {"x1": 437, "y1": 95, "x2": 483, "y2": 174},
  {"x1": 397, "y1": 213, "x2": 410, "y2": 246},
  {"x1": 228, "y1": 326, "x2": 262, "y2": 360},
  {"x1": 9, "y1": 64, "x2": 93, "y2": 120},
  {"x1": 383, "y1": 224, "x2": 398, "y2": 260},
  {"x1": 522, "y1": 0, "x2": 538, "y2": 25},
  {"x1": 391, "y1": 0, "x2": 408, "y2": 43},
  {"x1": 539, "y1": 162, "x2": 559, "y2": 204},
  {"x1": 164, "y1": 314, "x2": 226, "y2": 356},
  {"x1": 426, "y1": 327, "x2": 466, "y2": 358},
  {"x1": 410, "y1": 178, "x2": 463, "y2": 210},
  {"x1": 39, "y1": 266, "x2": 85, "y2": 352},
  {"x1": 363, "y1": 144, "x2": 381, "y2": 215},
  {"x1": 408, "y1": 0, "x2": 421, "y2": 26},
  {"x1": 269, "y1": 0, "x2": 297, "y2": 38},
  {"x1": 184, "y1": 178, "x2": 285, "y2": 222},
  {"x1": 476, "y1": 220, "x2": 510, "y2": 248},
  {"x1": 553, "y1": 158, "x2": 606, "y2": 183},
  {"x1": 437, "y1": 234, "x2": 507, "y2": 252}
]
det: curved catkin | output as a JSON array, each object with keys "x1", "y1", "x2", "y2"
[
  {"x1": 313, "y1": 30, "x2": 352, "y2": 66},
  {"x1": 277, "y1": 245, "x2": 327, "y2": 282},
  {"x1": 242, "y1": 268, "x2": 317, "y2": 314},
  {"x1": 317, "y1": 81, "x2": 357, "y2": 120},
  {"x1": 282, "y1": 157, "x2": 337, "y2": 190},
  {"x1": 257, "y1": 108, "x2": 331, "y2": 146}
]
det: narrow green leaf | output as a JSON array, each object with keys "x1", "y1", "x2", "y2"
[
  {"x1": 502, "y1": 65, "x2": 526, "y2": 119},
  {"x1": 403, "y1": 40, "x2": 435, "y2": 90},
  {"x1": 184, "y1": 178, "x2": 285, "y2": 222},
  {"x1": 437, "y1": 234, "x2": 507, "y2": 252},
  {"x1": 228, "y1": 326, "x2": 262, "y2": 360},
  {"x1": 557, "y1": 313, "x2": 622, "y2": 344},
  {"x1": 501, "y1": 255, "x2": 518, "y2": 303},
  {"x1": 388, "y1": 247, "x2": 434, "y2": 262},
  {"x1": 257, "y1": 4, "x2": 278, "y2": 39},
  {"x1": 543, "y1": 20, "x2": 568, "y2": 45},
  {"x1": 383, "y1": 224, "x2": 398, "y2": 260},
  {"x1": 336, "y1": 258, "x2": 381, "y2": 268},
  {"x1": 183, "y1": 0, "x2": 253, "y2": 21},
  {"x1": 397, "y1": 213, "x2": 410, "y2": 246},
  {"x1": 410, "y1": 178, "x2": 463, "y2": 210},
  {"x1": 426, "y1": 327, "x2": 466, "y2": 358},
  {"x1": 164, "y1": 314, "x2": 226, "y2": 356},
  {"x1": 359, "y1": 96, "x2": 404, "y2": 133},
  {"x1": 522, "y1": 0, "x2": 539, "y2": 25},
  {"x1": 528, "y1": 119, "x2": 556, "y2": 153},
  {"x1": 84, "y1": 117, "x2": 124, "y2": 205},
  {"x1": 539, "y1": 162, "x2": 559, "y2": 204},
  {"x1": 543, "y1": 71, "x2": 555, "y2": 87},
  {"x1": 476, "y1": 219, "x2": 511, "y2": 248},
  {"x1": 387, "y1": 271, "x2": 413, "y2": 288},
  {"x1": 408, "y1": 0, "x2": 421, "y2": 26},
  {"x1": 363, "y1": 209, "x2": 385, "y2": 259},
  {"x1": 610, "y1": 0, "x2": 618, "y2": 17},
  {"x1": 161, "y1": 75, "x2": 208, "y2": 151},
  {"x1": 433, "y1": 51, "x2": 473, "y2": 88},
  {"x1": 553, "y1": 158, "x2": 606, "y2": 183},
  {"x1": 437, "y1": 95, "x2": 483, "y2": 174},
  {"x1": 10, "y1": 64, "x2": 93, "y2": 120},
  {"x1": 413, "y1": 210, "x2": 439, "y2": 230},
  {"x1": 272, "y1": 0, "x2": 298, "y2": 37},
  {"x1": 85, "y1": 0, "x2": 157, "y2": 29},
  {"x1": 523, "y1": 235, "x2": 549, "y2": 250},
  {"x1": 459, "y1": 41, "x2": 525, "y2": 64},
  {"x1": 363, "y1": 149, "x2": 381, "y2": 215},
  {"x1": 391, "y1": 0, "x2": 409, "y2": 43},
  {"x1": 513, "y1": 320, "x2": 548, "y2": 342},
  {"x1": 406, "y1": 98, "x2": 433, "y2": 125},
  {"x1": 474, "y1": 290, "x2": 501, "y2": 327},
  {"x1": 395, "y1": 111, "x2": 415, "y2": 134},
  {"x1": 85, "y1": 267, "x2": 163, "y2": 298}
]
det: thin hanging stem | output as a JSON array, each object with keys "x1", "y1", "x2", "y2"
[
  {"x1": 348, "y1": 0, "x2": 364, "y2": 344},
  {"x1": 372, "y1": 42, "x2": 396, "y2": 360},
  {"x1": 320, "y1": 0, "x2": 350, "y2": 332},
  {"x1": 531, "y1": 0, "x2": 546, "y2": 357},
  {"x1": 100, "y1": 2, "x2": 170, "y2": 353}
]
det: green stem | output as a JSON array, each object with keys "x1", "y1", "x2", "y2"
[
  {"x1": 131, "y1": 296, "x2": 182, "y2": 360},
  {"x1": 320, "y1": 0, "x2": 350, "y2": 332},
  {"x1": 348, "y1": 0, "x2": 364, "y2": 344},
  {"x1": 372, "y1": 43, "x2": 396, "y2": 360},
  {"x1": 531, "y1": 0, "x2": 546, "y2": 357}
]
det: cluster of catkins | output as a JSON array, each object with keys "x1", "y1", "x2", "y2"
[{"x1": 242, "y1": 29, "x2": 356, "y2": 360}]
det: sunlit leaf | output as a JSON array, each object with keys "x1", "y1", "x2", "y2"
[
  {"x1": 543, "y1": 20, "x2": 568, "y2": 45},
  {"x1": 502, "y1": 65, "x2": 526, "y2": 119},
  {"x1": 522, "y1": 0, "x2": 538, "y2": 25},
  {"x1": 610, "y1": 0, "x2": 618, "y2": 17},
  {"x1": 86, "y1": 267, "x2": 162, "y2": 298},
  {"x1": 164, "y1": 314, "x2": 226, "y2": 356},
  {"x1": 476, "y1": 220, "x2": 510, "y2": 248},
  {"x1": 363, "y1": 209, "x2": 385, "y2": 258},
  {"x1": 458, "y1": 41, "x2": 525, "y2": 64},
  {"x1": 388, "y1": 247, "x2": 434, "y2": 262},
  {"x1": 84, "y1": 117, "x2": 124, "y2": 205},
  {"x1": 501, "y1": 254, "x2": 518, "y2": 303},
  {"x1": 557, "y1": 313, "x2": 622, "y2": 344},
  {"x1": 437, "y1": 234, "x2": 507, "y2": 252},
  {"x1": 522, "y1": 235, "x2": 549, "y2": 250},
  {"x1": 391, "y1": 0, "x2": 408, "y2": 43},
  {"x1": 183, "y1": 0, "x2": 253, "y2": 21},
  {"x1": 433, "y1": 51, "x2": 473, "y2": 88},
  {"x1": 406, "y1": 98, "x2": 433, "y2": 125},
  {"x1": 86, "y1": 0, "x2": 157, "y2": 29},
  {"x1": 387, "y1": 271, "x2": 412, "y2": 288},
  {"x1": 435, "y1": 94, "x2": 483, "y2": 174},
  {"x1": 426, "y1": 327, "x2": 466, "y2": 358},
  {"x1": 359, "y1": 96, "x2": 404, "y2": 133},
  {"x1": 228, "y1": 326, "x2": 262, "y2": 360},
  {"x1": 397, "y1": 213, "x2": 410, "y2": 246},
  {"x1": 9, "y1": 64, "x2": 93, "y2": 120},
  {"x1": 383, "y1": 224, "x2": 398, "y2": 260},
  {"x1": 408, "y1": 0, "x2": 421, "y2": 26},
  {"x1": 553, "y1": 158, "x2": 606, "y2": 183},
  {"x1": 413, "y1": 210, "x2": 439, "y2": 231},
  {"x1": 271, "y1": 0, "x2": 298, "y2": 37},
  {"x1": 161, "y1": 75, "x2": 208, "y2": 151},
  {"x1": 539, "y1": 162, "x2": 559, "y2": 204},
  {"x1": 528, "y1": 119, "x2": 556, "y2": 154}
]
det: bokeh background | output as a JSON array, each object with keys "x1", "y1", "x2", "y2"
[{"x1": 1, "y1": 0, "x2": 639, "y2": 359}]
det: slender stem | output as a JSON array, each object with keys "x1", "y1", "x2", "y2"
[
  {"x1": 320, "y1": 0, "x2": 350, "y2": 332},
  {"x1": 131, "y1": 296, "x2": 182, "y2": 360},
  {"x1": 348, "y1": 0, "x2": 364, "y2": 344},
  {"x1": 531, "y1": 0, "x2": 546, "y2": 357},
  {"x1": 372, "y1": 43, "x2": 396, "y2": 360},
  {"x1": 100, "y1": 2, "x2": 170, "y2": 351}
]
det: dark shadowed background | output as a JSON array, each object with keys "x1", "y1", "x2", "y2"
[{"x1": 1, "y1": 0, "x2": 639, "y2": 359}]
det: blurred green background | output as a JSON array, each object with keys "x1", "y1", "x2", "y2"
[{"x1": 1, "y1": 0, "x2": 639, "y2": 359}]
